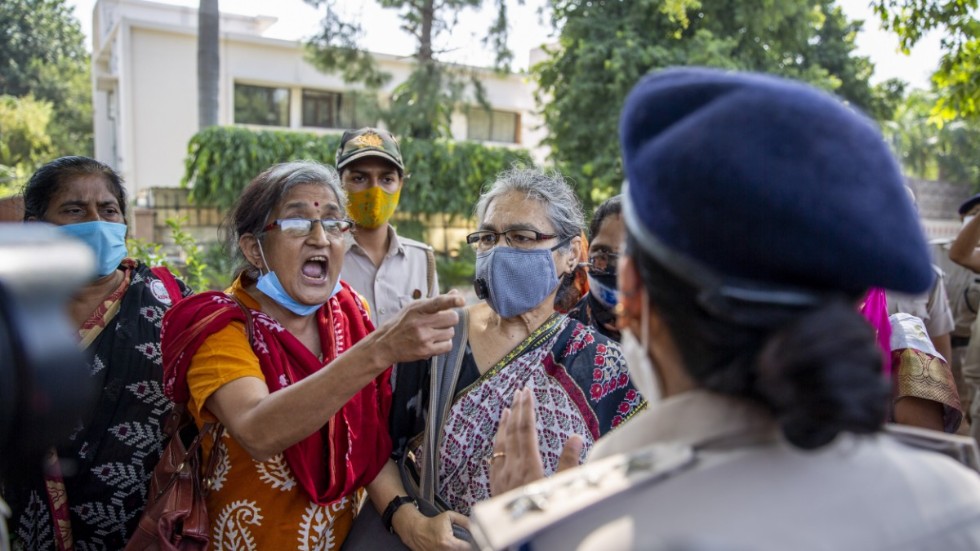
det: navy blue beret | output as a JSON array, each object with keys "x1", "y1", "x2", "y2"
[
  {"x1": 620, "y1": 68, "x2": 933, "y2": 297},
  {"x1": 959, "y1": 193, "x2": 980, "y2": 216}
]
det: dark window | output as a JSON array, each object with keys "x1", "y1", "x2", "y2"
[
  {"x1": 234, "y1": 83, "x2": 290, "y2": 126},
  {"x1": 467, "y1": 109, "x2": 520, "y2": 143},
  {"x1": 302, "y1": 89, "x2": 370, "y2": 129}
]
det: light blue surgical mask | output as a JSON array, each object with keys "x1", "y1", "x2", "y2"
[
  {"x1": 57, "y1": 221, "x2": 128, "y2": 277},
  {"x1": 254, "y1": 240, "x2": 340, "y2": 316}
]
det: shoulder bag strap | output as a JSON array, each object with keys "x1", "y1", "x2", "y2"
[
  {"x1": 420, "y1": 307, "x2": 469, "y2": 504},
  {"x1": 150, "y1": 266, "x2": 184, "y2": 304},
  {"x1": 424, "y1": 247, "x2": 437, "y2": 298}
]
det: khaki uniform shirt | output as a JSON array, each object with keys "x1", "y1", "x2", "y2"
[
  {"x1": 932, "y1": 239, "x2": 980, "y2": 339},
  {"x1": 341, "y1": 225, "x2": 437, "y2": 327},
  {"x1": 887, "y1": 264, "x2": 955, "y2": 340},
  {"x1": 470, "y1": 390, "x2": 980, "y2": 551}
]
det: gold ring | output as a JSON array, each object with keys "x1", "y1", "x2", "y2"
[{"x1": 487, "y1": 452, "x2": 506, "y2": 465}]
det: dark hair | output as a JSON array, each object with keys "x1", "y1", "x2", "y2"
[
  {"x1": 588, "y1": 195, "x2": 622, "y2": 242},
  {"x1": 22, "y1": 156, "x2": 127, "y2": 222},
  {"x1": 227, "y1": 161, "x2": 346, "y2": 282},
  {"x1": 627, "y1": 234, "x2": 888, "y2": 450}
]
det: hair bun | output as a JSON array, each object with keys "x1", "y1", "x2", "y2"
[{"x1": 755, "y1": 301, "x2": 888, "y2": 449}]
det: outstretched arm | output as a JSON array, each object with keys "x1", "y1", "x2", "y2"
[{"x1": 206, "y1": 292, "x2": 464, "y2": 462}]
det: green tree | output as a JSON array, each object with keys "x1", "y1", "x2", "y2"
[
  {"x1": 884, "y1": 90, "x2": 980, "y2": 187},
  {"x1": 305, "y1": 0, "x2": 516, "y2": 139},
  {"x1": 0, "y1": 95, "x2": 55, "y2": 190},
  {"x1": 0, "y1": 0, "x2": 93, "y2": 158},
  {"x1": 872, "y1": 0, "x2": 979, "y2": 121},
  {"x1": 536, "y1": 0, "x2": 890, "y2": 210}
]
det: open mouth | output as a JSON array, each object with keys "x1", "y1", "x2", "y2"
[{"x1": 302, "y1": 256, "x2": 329, "y2": 281}]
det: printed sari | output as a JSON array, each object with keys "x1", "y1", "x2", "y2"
[
  {"x1": 390, "y1": 313, "x2": 646, "y2": 516},
  {"x1": 160, "y1": 277, "x2": 391, "y2": 549},
  {"x1": 4, "y1": 259, "x2": 189, "y2": 551}
]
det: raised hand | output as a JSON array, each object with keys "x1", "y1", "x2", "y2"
[{"x1": 489, "y1": 387, "x2": 584, "y2": 496}]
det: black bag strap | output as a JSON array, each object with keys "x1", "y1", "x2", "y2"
[{"x1": 419, "y1": 307, "x2": 469, "y2": 504}]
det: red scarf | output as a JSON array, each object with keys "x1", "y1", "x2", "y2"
[{"x1": 161, "y1": 279, "x2": 391, "y2": 504}]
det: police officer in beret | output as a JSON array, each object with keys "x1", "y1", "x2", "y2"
[
  {"x1": 950, "y1": 193, "x2": 980, "y2": 443},
  {"x1": 470, "y1": 68, "x2": 980, "y2": 550}
]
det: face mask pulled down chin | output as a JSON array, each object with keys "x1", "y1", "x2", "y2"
[
  {"x1": 348, "y1": 185, "x2": 400, "y2": 229},
  {"x1": 474, "y1": 246, "x2": 560, "y2": 319},
  {"x1": 57, "y1": 220, "x2": 128, "y2": 277},
  {"x1": 621, "y1": 297, "x2": 661, "y2": 403},
  {"x1": 255, "y1": 241, "x2": 342, "y2": 316}
]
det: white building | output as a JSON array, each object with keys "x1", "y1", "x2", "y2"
[{"x1": 90, "y1": 0, "x2": 546, "y2": 229}]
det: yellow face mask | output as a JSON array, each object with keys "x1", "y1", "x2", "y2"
[{"x1": 347, "y1": 185, "x2": 401, "y2": 229}]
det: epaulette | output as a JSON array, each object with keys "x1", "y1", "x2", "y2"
[
  {"x1": 399, "y1": 235, "x2": 434, "y2": 251},
  {"x1": 884, "y1": 423, "x2": 980, "y2": 472},
  {"x1": 469, "y1": 443, "x2": 696, "y2": 551}
]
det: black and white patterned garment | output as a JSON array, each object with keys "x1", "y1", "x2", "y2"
[{"x1": 4, "y1": 259, "x2": 190, "y2": 551}]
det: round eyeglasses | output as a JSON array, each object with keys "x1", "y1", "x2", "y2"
[
  {"x1": 466, "y1": 229, "x2": 561, "y2": 252},
  {"x1": 262, "y1": 218, "x2": 353, "y2": 238}
]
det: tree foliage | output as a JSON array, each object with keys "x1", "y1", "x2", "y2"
[
  {"x1": 0, "y1": 95, "x2": 55, "y2": 180},
  {"x1": 0, "y1": 0, "x2": 93, "y2": 158},
  {"x1": 536, "y1": 0, "x2": 891, "y2": 211},
  {"x1": 872, "y1": 0, "x2": 979, "y2": 121},
  {"x1": 304, "y1": 0, "x2": 516, "y2": 139},
  {"x1": 884, "y1": 90, "x2": 980, "y2": 187},
  {"x1": 182, "y1": 126, "x2": 532, "y2": 216}
]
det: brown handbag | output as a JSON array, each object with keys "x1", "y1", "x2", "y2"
[
  {"x1": 125, "y1": 292, "x2": 252, "y2": 551},
  {"x1": 123, "y1": 408, "x2": 219, "y2": 551}
]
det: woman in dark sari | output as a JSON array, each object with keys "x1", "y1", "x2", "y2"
[
  {"x1": 373, "y1": 168, "x2": 646, "y2": 550},
  {"x1": 4, "y1": 156, "x2": 190, "y2": 550}
]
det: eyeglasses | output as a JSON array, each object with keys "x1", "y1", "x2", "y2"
[
  {"x1": 588, "y1": 250, "x2": 620, "y2": 274},
  {"x1": 466, "y1": 229, "x2": 562, "y2": 252},
  {"x1": 262, "y1": 218, "x2": 353, "y2": 238}
]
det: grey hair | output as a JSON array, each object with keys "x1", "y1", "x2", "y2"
[
  {"x1": 227, "y1": 160, "x2": 348, "y2": 281},
  {"x1": 475, "y1": 167, "x2": 585, "y2": 248}
]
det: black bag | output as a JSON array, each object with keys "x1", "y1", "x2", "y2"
[{"x1": 342, "y1": 308, "x2": 471, "y2": 548}]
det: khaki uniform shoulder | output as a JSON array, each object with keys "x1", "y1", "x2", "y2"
[
  {"x1": 883, "y1": 423, "x2": 980, "y2": 472},
  {"x1": 398, "y1": 235, "x2": 435, "y2": 252},
  {"x1": 469, "y1": 443, "x2": 696, "y2": 551}
]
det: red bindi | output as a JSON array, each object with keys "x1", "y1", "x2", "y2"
[{"x1": 314, "y1": 201, "x2": 320, "y2": 207}]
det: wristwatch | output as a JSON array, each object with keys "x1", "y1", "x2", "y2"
[{"x1": 382, "y1": 495, "x2": 417, "y2": 533}]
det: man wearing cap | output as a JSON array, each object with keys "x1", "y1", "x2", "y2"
[
  {"x1": 468, "y1": 68, "x2": 980, "y2": 551},
  {"x1": 336, "y1": 127, "x2": 439, "y2": 327},
  {"x1": 948, "y1": 194, "x2": 980, "y2": 442}
]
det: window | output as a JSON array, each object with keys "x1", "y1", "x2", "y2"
[
  {"x1": 234, "y1": 83, "x2": 290, "y2": 126},
  {"x1": 302, "y1": 89, "x2": 371, "y2": 129},
  {"x1": 467, "y1": 109, "x2": 520, "y2": 143}
]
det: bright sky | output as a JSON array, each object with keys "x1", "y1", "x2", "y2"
[{"x1": 67, "y1": 0, "x2": 942, "y2": 89}]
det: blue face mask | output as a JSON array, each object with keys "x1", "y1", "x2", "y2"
[
  {"x1": 255, "y1": 241, "x2": 341, "y2": 316},
  {"x1": 587, "y1": 272, "x2": 619, "y2": 309},
  {"x1": 474, "y1": 246, "x2": 561, "y2": 318},
  {"x1": 57, "y1": 221, "x2": 128, "y2": 277}
]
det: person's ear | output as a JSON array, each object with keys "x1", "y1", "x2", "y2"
[
  {"x1": 617, "y1": 255, "x2": 642, "y2": 327},
  {"x1": 566, "y1": 234, "x2": 583, "y2": 272},
  {"x1": 239, "y1": 233, "x2": 264, "y2": 271}
]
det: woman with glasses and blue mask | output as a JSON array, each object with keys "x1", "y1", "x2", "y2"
[
  {"x1": 160, "y1": 161, "x2": 464, "y2": 549},
  {"x1": 568, "y1": 195, "x2": 624, "y2": 342},
  {"x1": 6, "y1": 156, "x2": 191, "y2": 550},
  {"x1": 374, "y1": 168, "x2": 645, "y2": 551}
]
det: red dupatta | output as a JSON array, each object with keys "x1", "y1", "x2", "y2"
[{"x1": 160, "y1": 278, "x2": 392, "y2": 505}]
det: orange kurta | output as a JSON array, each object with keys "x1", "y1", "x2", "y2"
[{"x1": 185, "y1": 283, "x2": 356, "y2": 550}]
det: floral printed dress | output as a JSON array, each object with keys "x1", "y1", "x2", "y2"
[{"x1": 390, "y1": 313, "x2": 647, "y2": 516}]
